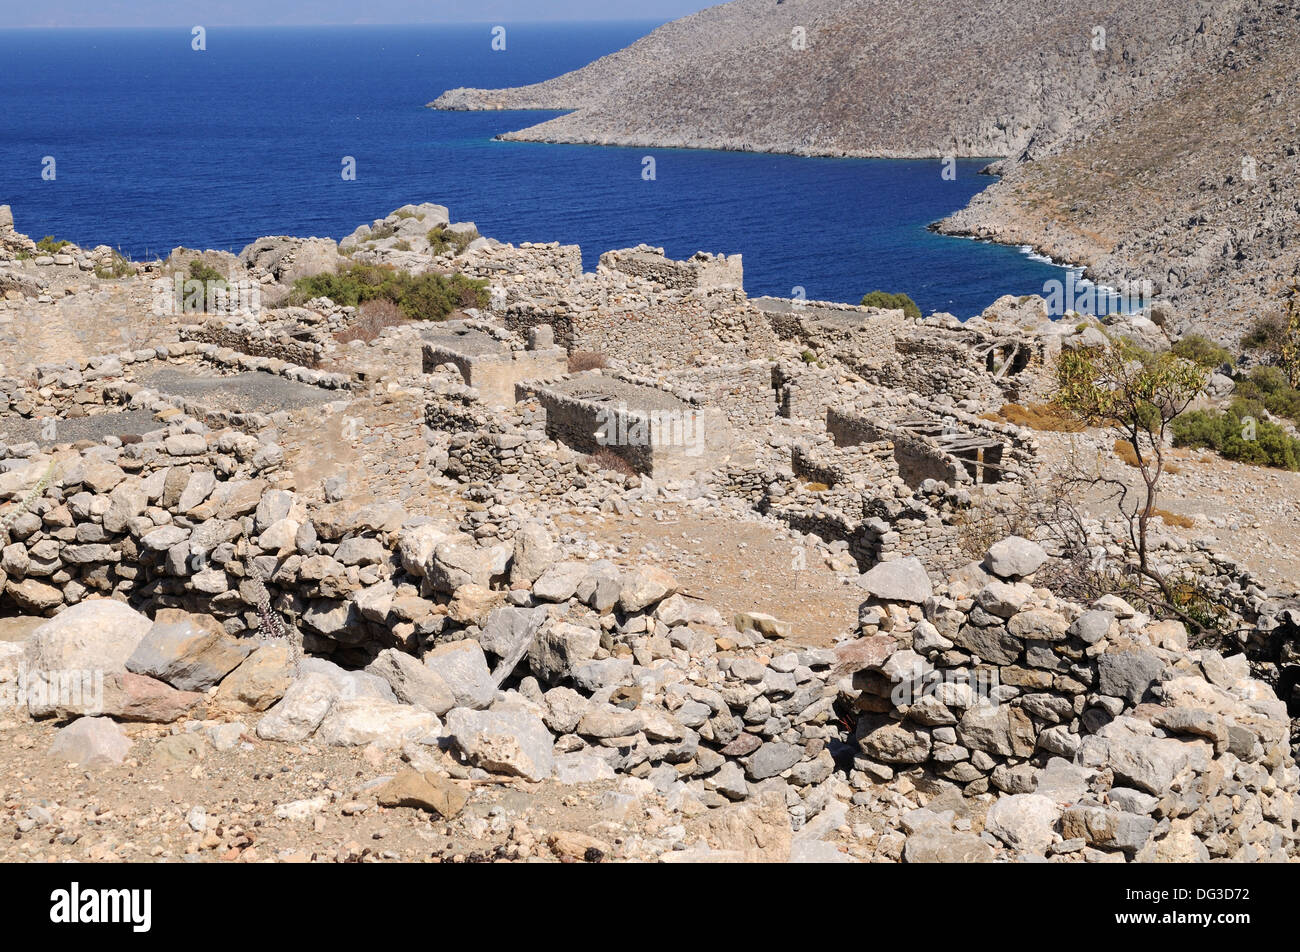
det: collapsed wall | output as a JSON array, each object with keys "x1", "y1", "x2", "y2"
[
  {"x1": 7, "y1": 483, "x2": 1295, "y2": 862},
  {"x1": 422, "y1": 367, "x2": 644, "y2": 501},
  {"x1": 495, "y1": 246, "x2": 774, "y2": 370},
  {"x1": 179, "y1": 307, "x2": 347, "y2": 369},
  {"x1": 829, "y1": 396, "x2": 1037, "y2": 489},
  {"x1": 662, "y1": 360, "x2": 775, "y2": 435},
  {"x1": 758, "y1": 297, "x2": 907, "y2": 381},
  {"x1": 505, "y1": 292, "x2": 778, "y2": 370},
  {"x1": 757, "y1": 295, "x2": 1060, "y2": 406},
  {"x1": 460, "y1": 240, "x2": 583, "y2": 307}
]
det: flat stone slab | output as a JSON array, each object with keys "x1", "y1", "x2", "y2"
[
  {"x1": 546, "y1": 374, "x2": 691, "y2": 414},
  {"x1": 137, "y1": 367, "x2": 339, "y2": 415},
  {"x1": 420, "y1": 323, "x2": 511, "y2": 356},
  {"x1": 0, "y1": 408, "x2": 162, "y2": 447}
]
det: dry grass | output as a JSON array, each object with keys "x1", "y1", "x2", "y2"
[
  {"x1": 1113, "y1": 439, "x2": 1142, "y2": 467},
  {"x1": 803, "y1": 482, "x2": 830, "y2": 493},
  {"x1": 1153, "y1": 508, "x2": 1195, "y2": 528},
  {"x1": 984, "y1": 402, "x2": 1084, "y2": 432},
  {"x1": 1110, "y1": 439, "x2": 1181, "y2": 473},
  {"x1": 588, "y1": 447, "x2": 638, "y2": 478},
  {"x1": 335, "y1": 299, "x2": 407, "y2": 345},
  {"x1": 568, "y1": 351, "x2": 609, "y2": 373}
]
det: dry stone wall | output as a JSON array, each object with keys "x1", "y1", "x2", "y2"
[
  {"x1": 849, "y1": 550, "x2": 1298, "y2": 861},
  {"x1": 598, "y1": 246, "x2": 743, "y2": 291}
]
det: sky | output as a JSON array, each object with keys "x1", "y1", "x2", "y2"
[{"x1": 0, "y1": 0, "x2": 717, "y2": 29}]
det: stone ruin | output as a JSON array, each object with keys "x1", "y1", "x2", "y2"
[
  {"x1": 757, "y1": 295, "x2": 1061, "y2": 407},
  {"x1": 519, "y1": 372, "x2": 735, "y2": 479},
  {"x1": 598, "y1": 245, "x2": 744, "y2": 291},
  {"x1": 828, "y1": 396, "x2": 1036, "y2": 489},
  {"x1": 2, "y1": 200, "x2": 1299, "y2": 864},
  {"x1": 420, "y1": 319, "x2": 567, "y2": 407}
]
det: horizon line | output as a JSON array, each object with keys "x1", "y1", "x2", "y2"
[{"x1": 0, "y1": 19, "x2": 667, "y2": 30}]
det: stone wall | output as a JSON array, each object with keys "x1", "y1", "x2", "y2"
[
  {"x1": 791, "y1": 438, "x2": 896, "y2": 491},
  {"x1": 0, "y1": 425, "x2": 285, "y2": 619},
  {"x1": 519, "y1": 375, "x2": 734, "y2": 479},
  {"x1": 462, "y1": 240, "x2": 583, "y2": 307},
  {"x1": 847, "y1": 554, "x2": 1298, "y2": 860},
  {"x1": 7, "y1": 340, "x2": 350, "y2": 441},
  {"x1": 502, "y1": 303, "x2": 577, "y2": 352},
  {"x1": 773, "y1": 360, "x2": 844, "y2": 421},
  {"x1": 598, "y1": 245, "x2": 743, "y2": 291},
  {"x1": 827, "y1": 407, "x2": 959, "y2": 486},
  {"x1": 422, "y1": 342, "x2": 567, "y2": 407},
  {"x1": 829, "y1": 397, "x2": 1037, "y2": 489},
  {"x1": 505, "y1": 291, "x2": 778, "y2": 370},
  {"x1": 422, "y1": 372, "x2": 636, "y2": 501},
  {"x1": 182, "y1": 317, "x2": 326, "y2": 369},
  {"x1": 758, "y1": 298, "x2": 907, "y2": 382},
  {"x1": 884, "y1": 325, "x2": 1059, "y2": 405},
  {"x1": 663, "y1": 361, "x2": 775, "y2": 434},
  {"x1": 758, "y1": 297, "x2": 1062, "y2": 409}
]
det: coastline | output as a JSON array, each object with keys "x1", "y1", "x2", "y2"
[{"x1": 436, "y1": 108, "x2": 1137, "y2": 314}]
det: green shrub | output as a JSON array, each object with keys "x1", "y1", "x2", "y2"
[
  {"x1": 427, "y1": 225, "x2": 480, "y2": 257},
  {"x1": 1242, "y1": 314, "x2": 1287, "y2": 355},
  {"x1": 286, "y1": 262, "x2": 488, "y2": 321},
  {"x1": 188, "y1": 260, "x2": 226, "y2": 285},
  {"x1": 860, "y1": 290, "x2": 921, "y2": 320},
  {"x1": 175, "y1": 259, "x2": 230, "y2": 312},
  {"x1": 1233, "y1": 365, "x2": 1300, "y2": 422},
  {"x1": 1171, "y1": 334, "x2": 1234, "y2": 370},
  {"x1": 1172, "y1": 400, "x2": 1300, "y2": 470},
  {"x1": 35, "y1": 235, "x2": 71, "y2": 254}
]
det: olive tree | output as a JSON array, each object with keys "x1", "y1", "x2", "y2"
[
  {"x1": 1281, "y1": 284, "x2": 1300, "y2": 388},
  {"x1": 1054, "y1": 333, "x2": 1209, "y2": 598}
]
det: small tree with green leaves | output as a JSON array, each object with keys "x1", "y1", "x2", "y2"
[
  {"x1": 1280, "y1": 284, "x2": 1300, "y2": 388},
  {"x1": 178, "y1": 259, "x2": 229, "y2": 312},
  {"x1": 1055, "y1": 334, "x2": 1209, "y2": 600}
]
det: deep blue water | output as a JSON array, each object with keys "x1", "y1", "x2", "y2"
[{"x1": 0, "y1": 24, "x2": 1096, "y2": 316}]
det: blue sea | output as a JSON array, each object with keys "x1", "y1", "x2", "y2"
[{"x1": 0, "y1": 23, "x2": 1108, "y2": 316}]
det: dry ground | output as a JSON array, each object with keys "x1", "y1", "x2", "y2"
[{"x1": 1034, "y1": 429, "x2": 1300, "y2": 589}]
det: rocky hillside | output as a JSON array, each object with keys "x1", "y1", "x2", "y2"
[
  {"x1": 938, "y1": 0, "x2": 1300, "y2": 340},
  {"x1": 432, "y1": 0, "x2": 1300, "y2": 340},
  {"x1": 432, "y1": 0, "x2": 1244, "y2": 159}
]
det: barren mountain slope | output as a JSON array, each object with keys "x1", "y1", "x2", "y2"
[
  {"x1": 433, "y1": 0, "x2": 1249, "y2": 160},
  {"x1": 939, "y1": 0, "x2": 1300, "y2": 340}
]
